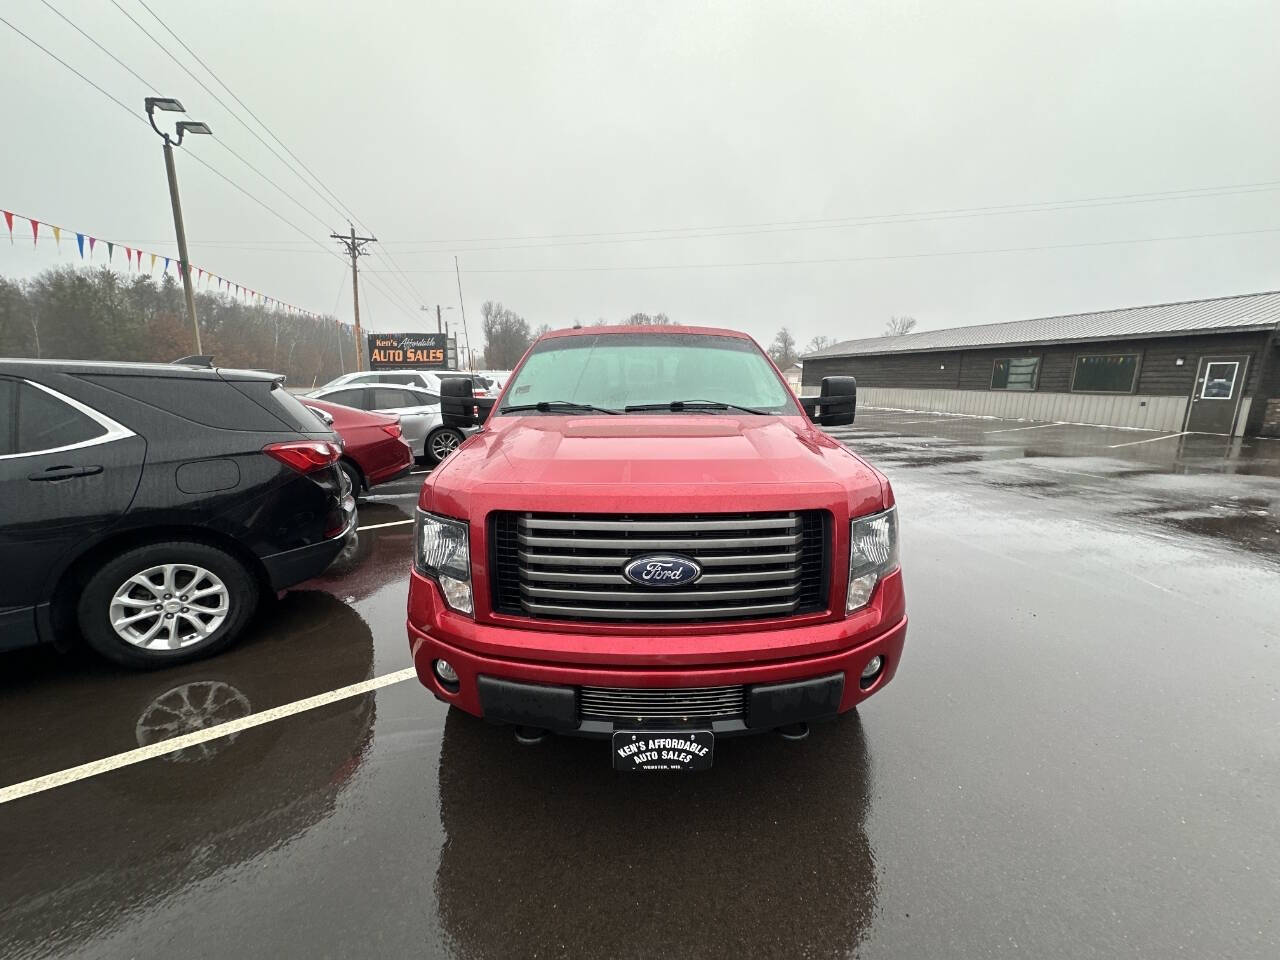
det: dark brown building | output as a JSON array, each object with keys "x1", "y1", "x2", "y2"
[{"x1": 803, "y1": 291, "x2": 1280, "y2": 436}]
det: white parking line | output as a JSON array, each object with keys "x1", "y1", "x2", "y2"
[
  {"x1": 987, "y1": 422, "x2": 1063, "y2": 434},
  {"x1": 0, "y1": 668, "x2": 419, "y2": 806},
  {"x1": 1107, "y1": 431, "x2": 1191, "y2": 449},
  {"x1": 356, "y1": 519, "x2": 414, "y2": 531},
  {"x1": 362, "y1": 493, "x2": 419, "y2": 500}
]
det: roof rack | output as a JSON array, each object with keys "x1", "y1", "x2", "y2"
[{"x1": 172, "y1": 355, "x2": 215, "y2": 367}]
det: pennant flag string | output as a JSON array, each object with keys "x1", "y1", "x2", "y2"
[{"x1": 1, "y1": 205, "x2": 326, "y2": 320}]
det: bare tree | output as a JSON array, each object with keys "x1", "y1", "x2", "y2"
[
  {"x1": 481, "y1": 301, "x2": 534, "y2": 368},
  {"x1": 883, "y1": 315, "x2": 918, "y2": 337},
  {"x1": 805, "y1": 335, "x2": 833, "y2": 354},
  {"x1": 767, "y1": 327, "x2": 798, "y2": 369}
]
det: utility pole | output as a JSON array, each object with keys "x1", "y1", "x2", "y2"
[
  {"x1": 331, "y1": 225, "x2": 377, "y2": 370},
  {"x1": 454, "y1": 256, "x2": 474, "y2": 371},
  {"x1": 419, "y1": 303, "x2": 451, "y2": 333}
]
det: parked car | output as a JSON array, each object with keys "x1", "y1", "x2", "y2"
[
  {"x1": 305, "y1": 382, "x2": 467, "y2": 465},
  {"x1": 302, "y1": 397, "x2": 414, "y2": 497},
  {"x1": 321, "y1": 369, "x2": 495, "y2": 398},
  {"x1": 0, "y1": 358, "x2": 355, "y2": 668},
  {"x1": 475, "y1": 370, "x2": 512, "y2": 396},
  {"x1": 408, "y1": 325, "x2": 904, "y2": 770}
]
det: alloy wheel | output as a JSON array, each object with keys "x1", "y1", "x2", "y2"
[
  {"x1": 430, "y1": 430, "x2": 461, "y2": 460},
  {"x1": 109, "y1": 563, "x2": 231, "y2": 650}
]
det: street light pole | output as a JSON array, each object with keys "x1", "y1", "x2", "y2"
[
  {"x1": 161, "y1": 139, "x2": 199, "y2": 352},
  {"x1": 145, "y1": 97, "x2": 212, "y2": 356}
]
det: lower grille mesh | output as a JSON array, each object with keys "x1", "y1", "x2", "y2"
[{"x1": 579, "y1": 685, "x2": 746, "y2": 723}]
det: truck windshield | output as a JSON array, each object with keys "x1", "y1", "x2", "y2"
[{"x1": 500, "y1": 333, "x2": 798, "y2": 415}]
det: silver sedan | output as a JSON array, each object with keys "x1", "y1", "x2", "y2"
[{"x1": 306, "y1": 383, "x2": 468, "y2": 465}]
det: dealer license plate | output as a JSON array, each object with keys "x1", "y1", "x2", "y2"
[{"x1": 612, "y1": 730, "x2": 714, "y2": 771}]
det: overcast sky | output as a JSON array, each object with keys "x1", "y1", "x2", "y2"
[{"x1": 3, "y1": 0, "x2": 1278, "y2": 351}]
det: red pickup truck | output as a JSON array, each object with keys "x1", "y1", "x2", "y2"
[{"x1": 407, "y1": 325, "x2": 905, "y2": 770}]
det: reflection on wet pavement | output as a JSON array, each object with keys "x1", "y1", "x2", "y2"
[{"x1": 830, "y1": 412, "x2": 1280, "y2": 562}]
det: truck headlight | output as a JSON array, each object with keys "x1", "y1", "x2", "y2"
[
  {"x1": 846, "y1": 507, "x2": 899, "y2": 614},
  {"x1": 415, "y1": 510, "x2": 473, "y2": 615}
]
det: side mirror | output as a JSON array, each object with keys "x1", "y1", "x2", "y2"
[
  {"x1": 800, "y1": 376, "x2": 856, "y2": 426},
  {"x1": 441, "y1": 377, "x2": 496, "y2": 427}
]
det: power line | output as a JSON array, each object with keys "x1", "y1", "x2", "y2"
[
  {"x1": 133, "y1": 0, "x2": 364, "y2": 236},
  {"x1": 106, "y1": 0, "x2": 351, "y2": 227},
  {"x1": 120, "y1": 0, "x2": 430, "y2": 319},
  {"x1": 0, "y1": 12, "x2": 145, "y2": 124},
  {"x1": 360, "y1": 178, "x2": 1280, "y2": 247},
  {"x1": 37, "y1": 0, "x2": 157, "y2": 93},
  {"x1": 131, "y1": 176, "x2": 1280, "y2": 259},
  {"x1": 128, "y1": 0, "x2": 435, "y2": 320},
  {"x1": 0, "y1": 12, "x2": 379, "y2": 320},
  {"x1": 361, "y1": 224, "x2": 1280, "y2": 274}
]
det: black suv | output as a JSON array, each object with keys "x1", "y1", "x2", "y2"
[{"x1": 0, "y1": 359, "x2": 355, "y2": 668}]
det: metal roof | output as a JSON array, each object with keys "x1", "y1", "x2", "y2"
[{"x1": 805, "y1": 290, "x2": 1280, "y2": 359}]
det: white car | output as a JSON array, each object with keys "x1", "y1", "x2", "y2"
[
  {"x1": 475, "y1": 370, "x2": 512, "y2": 396},
  {"x1": 306, "y1": 382, "x2": 467, "y2": 464},
  {"x1": 321, "y1": 369, "x2": 498, "y2": 397}
]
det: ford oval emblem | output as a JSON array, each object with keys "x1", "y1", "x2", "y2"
[{"x1": 622, "y1": 554, "x2": 702, "y2": 588}]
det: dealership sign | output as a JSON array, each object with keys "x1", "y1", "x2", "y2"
[{"x1": 367, "y1": 332, "x2": 448, "y2": 369}]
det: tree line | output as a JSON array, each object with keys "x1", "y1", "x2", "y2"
[
  {"x1": 0, "y1": 265, "x2": 354, "y2": 387},
  {"x1": 766, "y1": 316, "x2": 918, "y2": 369},
  {"x1": 480, "y1": 302, "x2": 679, "y2": 368}
]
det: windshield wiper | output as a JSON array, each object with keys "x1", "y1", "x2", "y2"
[
  {"x1": 624, "y1": 399, "x2": 768, "y2": 415},
  {"x1": 500, "y1": 400, "x2": 620, "y2": 415}
]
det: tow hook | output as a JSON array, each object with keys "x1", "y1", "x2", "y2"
[{"x1": 777, "y1": 721, "x2": 810, "y2": 741}]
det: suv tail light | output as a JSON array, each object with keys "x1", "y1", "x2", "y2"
[
  {"x1": 263, "y1": 440, "x2": 342, "y2": 473},
  {"x1": 381, "y1": 420, "x2": 403, "y2": 439}
]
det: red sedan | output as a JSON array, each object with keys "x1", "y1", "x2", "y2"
[{"x1": 304, "y1": 397, "x2": 414, "y2": 496}]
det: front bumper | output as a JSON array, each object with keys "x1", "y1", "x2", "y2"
[{"x1": 408, "y1": 613, "x2": 907, "y2": 738}]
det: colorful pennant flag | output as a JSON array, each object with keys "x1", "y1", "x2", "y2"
[
  {"x1": 52, "y1": 226, "x2": 61, "y2": 250},
  {"x1": 31, "y1": 219, "x2": 39, "y2": 247},
  {"x1": 76, "y1": 233, "x2": 85, "y2": 258},
  {"x1": 107, "y1": 242, "x2": 115, "y2": 262},
  {"x1": 88, "y1": 236, "x2": 96, "y2": 258},
  {"x1": 3, "y1": 210, "x2": 12, "y2": 244}
]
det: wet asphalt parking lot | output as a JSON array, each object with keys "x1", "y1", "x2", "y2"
[{"x1": 2, "y1": 413, "x2": 1279, "y2": 960}]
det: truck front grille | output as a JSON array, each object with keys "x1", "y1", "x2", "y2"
[
  {"x1": 488, "y1": 510, "x2": 829, "y2": 623},
  {"x1": 579, "y1": 685, "x2": 746, "y2": 723}
]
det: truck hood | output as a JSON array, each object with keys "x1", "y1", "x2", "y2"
[{"x1": 425, "y1": 415, "x2": 887, "y2": 517}]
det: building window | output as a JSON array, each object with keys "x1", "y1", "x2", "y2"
[
  {"x1": 990, "y1": 357, "x2": 1040, "y2": 391},
  {"x1": 1071, "y1": 353, "x2": 1139, "y2": 393}
]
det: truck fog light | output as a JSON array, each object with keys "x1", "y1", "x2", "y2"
[
  {"x1": 439, "y1": 575, "x2": 473, "y2": 615},
  {"x1": 861, "y1": 656, "x2": 883, "y2": 682},
  {"x1": 434, "y1": 659, "x2": 459, "y2": 685}
]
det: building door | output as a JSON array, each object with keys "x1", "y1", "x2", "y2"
[{"x1": 1185, "y1": 355, "x2": 1249, "y2": 434}]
